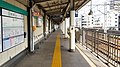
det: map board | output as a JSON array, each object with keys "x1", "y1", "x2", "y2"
[{"x1": 2, "y1": 9, "x2": 24, "y2": 51}]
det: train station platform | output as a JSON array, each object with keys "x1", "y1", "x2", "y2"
[
  {"x1": 10, "y1": 29, "x2": 106, "y2": 67},
  {"x1": 0, "y1": 0, "x2": 120, "y2": 67}
]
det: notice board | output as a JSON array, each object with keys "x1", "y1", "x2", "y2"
[{"x1": 2, "y1": 9, "x2": 24, "y2": 51}]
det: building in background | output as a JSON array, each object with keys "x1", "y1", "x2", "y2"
[
  {"x1": 105, "y1": 0, "x2": 120, "y2": 31},
  {"x1": 78, "y1": 0, "x2": 120, "y2": 31},
  {"x1": 79, "y1": 14, "x2": 94, "y2": 28},
  {"x1": 106, "y1": 11, "x2": 120, "y2": 30},
  {"x1": 80, "y1": 14, "x2": 88, "y2": 28},
  {"x1": 75, "y1": 17, "x2": 80, "y2": 27}
]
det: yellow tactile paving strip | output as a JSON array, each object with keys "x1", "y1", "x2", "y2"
[{"x1": 51, "y1": 34, "x2": 62, "y2": 67}]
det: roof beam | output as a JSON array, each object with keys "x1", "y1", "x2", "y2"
[
  {"x1": 46, "y1": 9, "x2": 61, "y2": 14},
  {"x1": 37, "y1": 4, "x2": 46, "y2": 13},
  {"x1": 63, "y1": 3, "x2": 70, "y2": 17},
  {"x1": 45, "y1": 6, "x2": 65, "y2": 11},
  {"x1": 35, "y1": 0, "x2": 52, "y2": 3},
  {"x1": 76, "y1": 0, "x2": 90, "y2": 11},
  {"x1": 47, "y1": 12, "x2": 64, "y2": 15},
  {"x1": 16, "y1": 0, "x2": 29, "y2": 6},
  {"x1": 42, "y1": 2, "x2": 68, "y2": 8}
]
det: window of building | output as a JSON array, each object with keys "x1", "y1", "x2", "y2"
[
  {"x1": 82, "y1": 21, "x2": 86, "y2": 23},
  {"x1": 119, "y1": 28, "x2": 120, "y2": 30},
  {"x1": 115, "y1": 18, "x2": 117, "y2": 19},
  {"x1": 115, "y1": 14, "x2": 117, "y2": 16},
  {"x1": 115, "y1": 25, "x2": 117, "y2": 26},
  {"x1": 115, "y1": 21, "x2": 117, "y2": 23},
  {"x1": 82, "y1": 24, "x2": 86, "y2": 26},
  {"x1": 82, "y1": 19, "x2": 84, "y2": 20}
]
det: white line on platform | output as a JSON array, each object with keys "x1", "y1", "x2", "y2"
[{"x1": 76, "y1": 45, "x2": 96, "y2": 67}]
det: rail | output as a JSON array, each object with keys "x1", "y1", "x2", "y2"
[{"x1": 80, "y1": 28, "x2": 120, "y2": 67}]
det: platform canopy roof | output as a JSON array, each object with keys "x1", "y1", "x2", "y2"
[{"x1": 16, "y1": 0, "x2": 90, "y2": 24}]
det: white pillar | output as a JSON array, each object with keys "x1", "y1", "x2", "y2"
[
  {"x1": 65, "y1": 18, "x2": 67, "y2": 38},
  {"x1": 50, "y1": 20, "x2": 51, "y2": 32},
  {"x1": 61, "y1": 21, "x2": 64, "y2": 34},
  {"x1": 60, "y1": 23, "x2": 62, "y2": 31},
  {"x1": 62, "y1": 21, "x2": 65, "y2": 34},
  {"x1": 61, "y1": 23, "x2": 62, "y2": 32},
  {"x1": 69, "y1": 10, "x2": 75, "y2": 52},
  {"x1": 31, "y1": 16, "x2": 35, "y2": 52},
  {"x1": 104, "y1": 2, "x2": 107, "y2": 33}
]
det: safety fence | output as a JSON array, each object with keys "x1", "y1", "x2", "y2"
[{"x1": 81, "y1": 28, "x2": 120, "y2": 67}]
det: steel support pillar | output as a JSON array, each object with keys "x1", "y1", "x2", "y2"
[
  {"x1": 69, "y1": 0, "x2": 75, "y2": 52},
  {"x1": 64, "y1": 18, "x2": 67, "y2": 38},
  {"x1": 27, "y1": 0, "x2": 34, "y2": 52},
  {"x1": 69, "y1": 10, "x2": 75, "y2": 52},
  {"x1": 43, "y1": 14, "x2": 46, "y2": 38},
  {"x1": 50, "y1": 19, "x2": 52, "y2": 33},
  {"x1": 62, "y1": 21, "x2": 65, "y2": 34}
]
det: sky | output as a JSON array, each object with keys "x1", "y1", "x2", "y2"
[{"x1": 78, "y1": 0, "x2": 110, "y2": 15}]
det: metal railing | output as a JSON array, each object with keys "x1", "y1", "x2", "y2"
[{"x1": 81, "y1": 28, "x2": 120, "y2": 67}]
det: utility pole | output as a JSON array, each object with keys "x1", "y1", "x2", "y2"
[{"x1": 104, "y1": 2, "x2": 107, "y2": 33}]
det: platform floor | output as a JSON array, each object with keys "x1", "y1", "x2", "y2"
[{"x1": 14, "y1": 30, "x2": 90, "y2": 67}]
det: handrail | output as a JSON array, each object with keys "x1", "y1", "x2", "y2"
[{"x1": 80, "y1": 28, "x2": 120, "y2": 67}]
